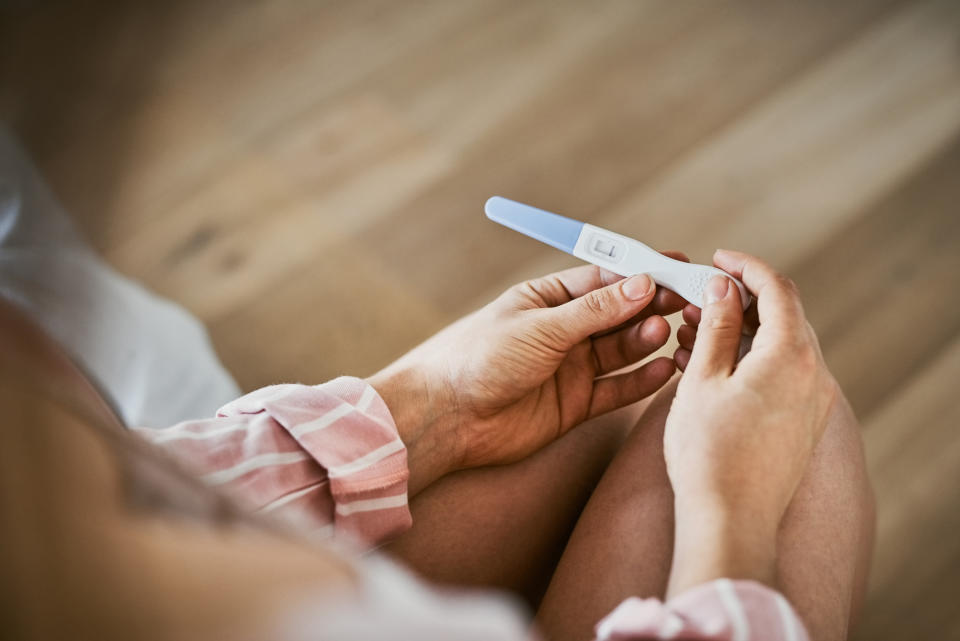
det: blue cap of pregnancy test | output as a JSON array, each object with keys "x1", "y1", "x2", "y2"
[{"x1": 484, "y1": 196, "x2": 585, "y2": 254}]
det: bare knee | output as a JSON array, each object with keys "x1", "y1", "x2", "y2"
[{"x1": 385, "y1": 398, "x2": 642, "y2": 606}]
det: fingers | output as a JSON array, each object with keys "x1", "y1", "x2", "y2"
[
  {"x1": 589, "y1": 283, "x2": 687, "y2": 338},
  {"x1": 578, "y1": 250, "x2": 690, "y2": 336},
  {"x1": 674, "y1": 347, "x2": 691, "y2": 372},
  {"x1": 680, "y1": 283, "x2": 761, "y2": 339},
  {"x1": 543, "y1": 274, "x2": 657, "y2": 347},
  {"x1": 649, "y1": 283, "x2": 689, "y2": 316},
  {"x1": 592, "y1": 315, "x2": 670, "y2": 375},
  {"x1": 677, "y1": 324, "x2": 696, "y2": 351},
  {"x1": 741, "y1": 300, "x2": 760, "y2": 337},
  {"x1": 588, "y1": 356, "x2": 676, "y2": 418},
  {"x1": 523, "y1": 264, "x2": 623, "y2": 308},
  {"x1": 712, "y1": 249, "x2": 805, "y2": 334},
  {"x1": 660, "y1": 250, "x2": 690, "y2": 263},
  {"x1": 683, "y1": 275, "x2": 744, "y2": 379},
  {"x1": 518, "y1": 250, "x2": 690, "y2": 309},
  {"x1": 681, "y1": 303, "x2": 701, "y2": 327},
  {"x1": 676, "y1": 323, "x2": 754, "y2": 365}
]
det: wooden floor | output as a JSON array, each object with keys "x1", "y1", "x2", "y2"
[{"x1": 2, "y1": 1, "x2": 958, "y2": 638}]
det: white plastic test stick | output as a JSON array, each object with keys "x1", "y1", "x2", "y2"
[{"x1": 484, "y1": 196, "x2": 750, "y2": 310}]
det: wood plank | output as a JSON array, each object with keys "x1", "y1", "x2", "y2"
[
  {"x1": 791, "y1": 136, "x2": 960, "y2": 417},
  {"x1": 3, "y1": 3, "x2": 959, "y2": 639},
  {"x1": 852, "y1": 336, "x2": 960, "y2": 640},
  {"x1": 475, "y1": 0, "x2": 960, "y2": 310},
  {"x1": 597, "y1": 0, "x2": 960, "y2": 268},
  {"x1": 104, "y1": 93, "x2": 454, "y2": 321},
  {"x1": 97, "y1": 0, "x2": 686, "y2": 321},
  {"x1": 209, "y1": 242, "x2": 448, "y2": 391},
  {"x1": 356, "y1": 0, "x2": 908, "y2": 315},
  {"x1": 1, "y1": 0, "x2": 497, "y2": 247}
]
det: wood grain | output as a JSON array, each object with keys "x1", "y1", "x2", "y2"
[{"x1": 2, "y1": 1, "x2": 957, "y2": 638}]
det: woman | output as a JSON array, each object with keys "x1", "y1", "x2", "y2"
[
  {"x1": 1, "y1": 253, "x2": 873, "y2": 641},
  {"x1": 0, "y1": 129, "x2": 873, "y2": 640}
]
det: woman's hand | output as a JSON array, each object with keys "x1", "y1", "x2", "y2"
[
  {"x1": 664, "y1": 249, "x2": 839, "y2": 595},
  {"x1": 369, "y1": 257, "x2": 689, "y2": 495}
]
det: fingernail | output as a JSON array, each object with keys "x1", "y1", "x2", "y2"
[
  {"x1": 705, "y1": 275, "x2": 730, "y2": 305},
  {"x1": 622, "y1": 274, "x2": 653, "y2": 300}
]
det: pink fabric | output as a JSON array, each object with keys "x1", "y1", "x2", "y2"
[
  {"x1": 596, "y1": 579, "x2": 809, "y2": 641},
  {"x1": 134, "y1": 376, "x2": 411, "y2": 547},
  {"x1": 136, "y1": 377, "x2": 810, "y2": 640}
]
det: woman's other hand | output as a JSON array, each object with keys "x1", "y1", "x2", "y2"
[
  {"x1": 665, "y1": 249, "x2": 839, "y2": 595},
  {"x1": 369, "y1": 254, "x2": 689, "y2": 495}
]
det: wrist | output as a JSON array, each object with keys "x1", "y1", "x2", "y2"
[
  {"x1": 668, "y1": 497, "x2": 779, "y2": 598},
  {"x1": 366, "y1": 366, "x2": 462, "y2": 496},
  {"x1": 672, "y1": 475, "x2": 787, "y2": 533}
]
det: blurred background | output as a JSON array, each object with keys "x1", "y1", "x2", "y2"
[{"x1": 1, "y1": 0, "x2": 958, "y2": 638}]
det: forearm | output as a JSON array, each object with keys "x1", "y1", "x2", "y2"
[{"x1": 667, "y1": 497, "x2": 779, "y2": 598}]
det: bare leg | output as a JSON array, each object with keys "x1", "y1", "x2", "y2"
[
  {"x1": 536, "y1": 378, "x2": 679, "y2": 641},
  {"x1": 537, "y1": 377, "x2": 875, "y2": 641},
  {"x1": 384, "y1": 401, "x2": 649, "y2": 607},
  {"x1": 777, "y1": 392, "x2": 875, "y2": 640}
]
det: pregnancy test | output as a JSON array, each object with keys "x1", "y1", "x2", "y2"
[{"x1": 485, "y1": 196, "x2": 750, "y2": 310}]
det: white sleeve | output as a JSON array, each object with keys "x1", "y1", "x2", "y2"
[{"x1": 274, "y1": 554, "x2": 536, "y2": 641}]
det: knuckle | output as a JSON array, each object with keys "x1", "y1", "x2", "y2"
[
  {"x1": 789, "y1": 338, "x2": 823, "y2": 376},
  {"x1": 525, "y1": 277, "x2": 552, "y2": 298},
  {"x1": 795, "y1": 343, "x2": 818, "y2": 369},
  {"x1": 503, "y1": 281, "x2": 538, "y2": 306},
  {"x1": 510, "y1": 281, "x2": 533, "y2": 297},
  {"x1": 705, "y1": 310, "x2": 738, "y2": 333},
  {"x1": 777, "y1": 275, "x2": 800, "y2": 297},
  {"x1": 511, "y1": 276, "x2": 566, "y2": 308},
  {"x1": 583, "y1": 289, "x2": 611, "y2": 317}
]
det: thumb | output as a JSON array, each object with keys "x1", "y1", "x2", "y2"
[
  {"x1": 685, "y1": 275, "x2": 743, "y2": 378},
  {"x1": 542, "y1": 274, "x2": 655, "y2": 347}
]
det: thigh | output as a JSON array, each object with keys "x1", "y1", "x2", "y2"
[
  {"x1": 536, "y1": 377, "x2": 678, "y2": 641},
  {"x1": 383, "y1": 401, "x2": 648, "y2": 607},
  {"x1": 537, "y1": 378, "x2": 874, "y2": 641}
]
